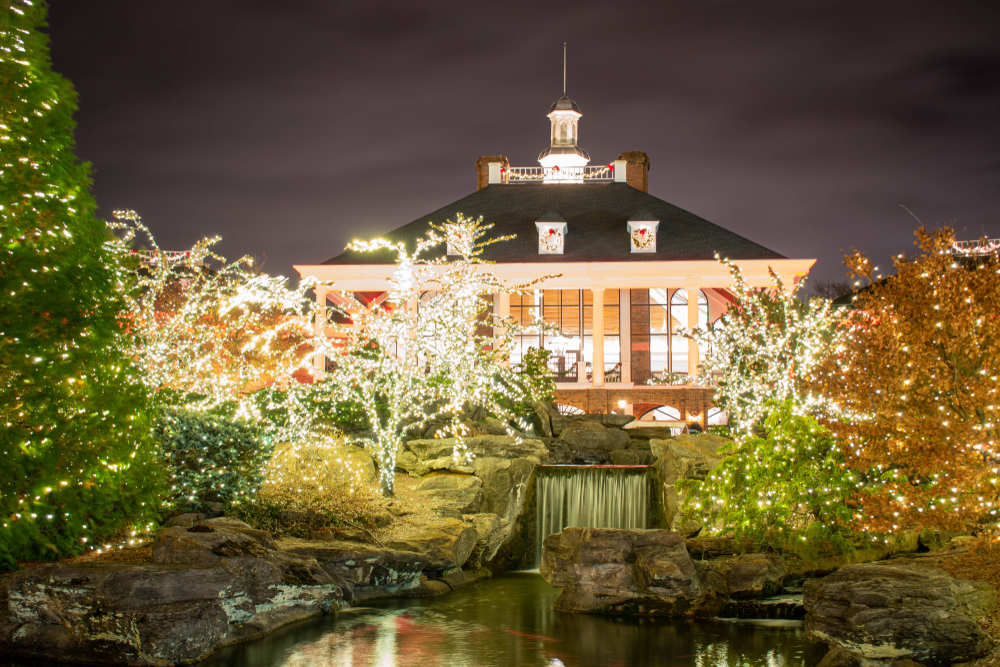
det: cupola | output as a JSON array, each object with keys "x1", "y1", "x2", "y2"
[{"x1": 537, "y1": 45, "x2": 590, "y2": 172}]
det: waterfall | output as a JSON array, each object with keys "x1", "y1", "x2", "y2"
[{"x1": 535, "y1": 466, "x2": 649, "y2": 565}]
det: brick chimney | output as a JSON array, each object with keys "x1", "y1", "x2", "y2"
[
  {"x1": 475, "y1": 155, "x2": 509, "y2": 190},
  {"x1": 616, "y1": 151, "x2": 650, "y2": 193}
]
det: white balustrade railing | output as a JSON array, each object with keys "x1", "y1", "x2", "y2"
[
  {"x1": 501, "y1": 164, "x2": 616, "y2": 183},
  {"x1": 952, "y1": 239, "x2": 1000, "y2": 256}
]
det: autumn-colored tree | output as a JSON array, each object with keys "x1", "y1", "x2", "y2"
[{"x1": 814, "y1": 227, "x2": 1000, "y2": 535}]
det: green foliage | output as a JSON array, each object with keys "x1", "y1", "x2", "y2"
[
  {"x1": 681, "y1": 400, "x2": 859, "y2": 554},
  {"x1": 155, "y1": 408, "x2": 270, "y2": 513},
  {"x1": 491, "y1": 346, "x2": 556, "y2": 422},
  {"x1": 0, "y1": 1, "x2": 162, "y2": 569}
]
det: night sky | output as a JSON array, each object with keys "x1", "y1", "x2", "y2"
[{"x1": 48, "y1": 1, "x2": 1000, "y2": 286}]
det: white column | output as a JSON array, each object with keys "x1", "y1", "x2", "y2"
[
  {"x1": 592, "y1": 287, "x2": 605, "y2": 387},
  {"x1": 620, "y1": 289, "x2": 631, "y2": 384},
  {"x1": 686, "y1": 286, "x2": 700, "y2": 378},
  {"x1": 497, "y1": 292, "x2": 511, "y2": 368},
  {"x1": 313, "y1": 284, "x2": 328, "y2": 375}
]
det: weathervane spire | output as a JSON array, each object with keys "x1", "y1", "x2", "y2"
[{"x1": 563, "y1": 42, "x2": 567, "y2": 95}]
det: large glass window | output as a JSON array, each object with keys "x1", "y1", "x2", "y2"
[
  {"x1": 644, "y1": 288, "x2": 708, "y2": 377},
  {"x1": 509, "y1": 289, "x2": 620, "y2": 383}
]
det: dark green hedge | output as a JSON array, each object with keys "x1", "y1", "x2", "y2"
[{"x1": 155, "y1": 408, "x2": 271, "y2": 512}]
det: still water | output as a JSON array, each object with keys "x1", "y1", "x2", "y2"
[{"x1": 200, "y1": 572, "x2": 825, "y2": 667}]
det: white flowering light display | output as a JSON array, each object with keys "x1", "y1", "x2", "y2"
[
  {"x1": 319, "y1": 215, "x2": 554, "y2": 495},
  {"x1": 689, "y1": 255, "x2": 842, "y2": 433}
]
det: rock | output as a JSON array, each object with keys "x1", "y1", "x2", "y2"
[
  {"x1": 540, "y1": 528, "x2": 727, "y2": 617},
  {"x1": 280, "y1": 539, "x2": 428, "y2": 604},
  {"x1": 3, "y1": 533, "x2": 343, "y2": 665},
  {"x1": 532, "y1": 401, "x2": 561, "y2": 437},
  {"x1": 609, "y1": 450, "x2": 655, "y2": 465},
  {"x1": 722, "y1": 592, "x2": 805, "y2": 620},
  {"x1": 919, "y1": 527, "x2": 965, "y2": 551},
  {"x1": 817, "y1": 646, "x2": 862, "y2": 667},
  {"x1": 399, "y1": 436, "x2": 547, "y2": 477},
  {"x1": 202, "y1": 517, "x2": 278, "y2": 550},
  {"x1": 386, "y1": 517, "x2": 479, "y2": 571},
  {"x1": 803, "y1": 560, "x2": 996, "y2": 667},
  {"x1": 462, "y1": 513, "x2": 511, "y2": 567},
  {"x1": 559, "y1": 422, "x2": 631, "y2": 451},
  {"x1": 414, "y1": 473, "x2": 483, "y2": 516},
  {"x1": 671, "y1": 433, "x2": 732, "y2": 456},
  {"x1": 698, "y1": 553, "x2": 785, "y2": 598},
  {"x1": 650, "y1": 439, "x2": 721, "y2": 485},
  {"x1": 685, "y1": 537, "x2": 757, "y2": 559},
  {"x1": 473, "y1": 456, "x2": 536, "y2": 517},
  {"x1": 162, "y1": 512, "x2": 208, "y2": 528}
]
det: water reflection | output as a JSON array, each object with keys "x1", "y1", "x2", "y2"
[{"x1": 199, "y1": 573, "x2": 825, "y2": 667}]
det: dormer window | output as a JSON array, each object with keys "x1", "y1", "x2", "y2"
[
  {"x1": 535, "y1": 221, "x2": 567, "y2": 255},
  {"x1": 628, "y1": 212, "x2": 659, "y2": 253}
]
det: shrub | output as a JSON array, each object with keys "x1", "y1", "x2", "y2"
[
  {"x1": 682, "y1": 400, "x2": 859, "y2": 554},
  {"x1": 155, "y1": 408, "x2": 270, "y2": 512}
]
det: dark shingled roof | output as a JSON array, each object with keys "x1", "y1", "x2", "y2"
[{"x1": 324, "y1": 182, "x2": 784, "y2": 265}]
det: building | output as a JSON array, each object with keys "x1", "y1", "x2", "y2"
[{"x1": 295, "y1": 92, "x2": 815, "y2": 426}]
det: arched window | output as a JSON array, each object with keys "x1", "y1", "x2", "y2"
[
  {"x1": 639, "y1": 405, "x2": 681, "y2": 421},
  {"x1": 559, "y1": 120, "x2": 568, "y2": 141},
  {"x1": 556, "y1": 403, "x2": 585, "y2": 415}
]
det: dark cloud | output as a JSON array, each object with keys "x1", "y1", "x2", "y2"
[{"x1": 48, "y1": 0, "x2": 1000, "y2": 284}]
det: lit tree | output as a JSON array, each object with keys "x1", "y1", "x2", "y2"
[
  {"x1": 683, "y1": 400, "x2": 859, "y2": 552},
  {"x1": 321, "y1": 215, "x2": 551, "y2": 495},
  {"x1": 108, "y1": 210, "x2": 315, "y2": 420},
  {"x1": 691, "y1": 255, "x2": 842, "y2": 433},
  {"x1": 814, "y1": 227, "x2": 1000, "y2": 534},
  {"x1": 0, "y1": 1, "x2": 161, "y2": 568}
]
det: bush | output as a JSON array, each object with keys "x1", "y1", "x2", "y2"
[
  {"x1": 681, "y1": 400, "x2": 860, "y2": 555},
  {"x1": 155, "y1": 408, "x2": 270, "y2": 512},
  {"x1": 227, "y1": 438, "x2": 385, "y2": 538}
]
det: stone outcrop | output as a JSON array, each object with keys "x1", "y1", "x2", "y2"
[
  {"x1": 540, "y1": 528, "x2": 726, "y2": 617},
  {"x1": 462, "y1": 512, "x2": 512, "y2": 568},
  {"x1": 559, "y1": 421, "x2": 631, "y2": 451},
  {"x1": 609, "y1": 450, "x2": 655, "y2": 465},
  {"x1": 414, "y1": 473, "x2": 483, "y2": 517},
  {"x1": 2, "y1": 521, "x2": 344, "y2": 665},
  {"x1": 803, "y1": 560, "x2": 996, "y2": 667},
  {"x1": 279, "y1": 538, "x2": 428, "y2": 604},
  {"x1": 386, "y1": 517, "x2": 478, "y2": 572},
  {"x1": 697, "y1": 553, "x2": 786, "y2": 598},
  {"x1": 651, "y1": 437, "x2": 724, "y2": 534}
]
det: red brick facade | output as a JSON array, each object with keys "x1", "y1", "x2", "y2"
[{"x1": 552, "y1": 385, "x2": 715, "y2": 429}]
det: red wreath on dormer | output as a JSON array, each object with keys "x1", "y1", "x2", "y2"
[
  {"x1": 632, "y1": 227, "x2": 654, "y2": 249},
  {"x1": 541, "y1": 227, "x2": 563, "y2": 252}
]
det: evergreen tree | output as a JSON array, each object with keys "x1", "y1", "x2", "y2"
[{"x1": 0, "y1": 0, "x2": 161, "y2": 569}]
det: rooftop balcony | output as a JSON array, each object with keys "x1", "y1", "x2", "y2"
[
  {"x1": 488, "y1": 161, "x2": 624, "y2": 185},
  {"x1": 952, "y1": 239, "x2": 1000, "y2": 256}
]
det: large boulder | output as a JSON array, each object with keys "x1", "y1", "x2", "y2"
[
  {"x1": 532, "y1": 401, "x2": 561, "y2": 437},
  {"x1": 609, "y1": 450, "x2": 655, "y2": 465},
  {"x1": 399, "y1": 436, "x2": 549, "y2": 477},
  {"x1": 559, "y1": 422, "x2": 631, "y2": 451},
  {"x1": 540, "y1": 528, "x2": 727, "y2": 617},
  {"x1": 2, "y1": 525, "x2": 344, "y2": 665},
  {"x1": 803, "y1": 561, "x2": 996, "y2": 666},
  {"x1": 650, "y1": 438, "x2": 721, "y2": 485},
  {"x1": 698, "y1": 553, "x2": 786, "y2": 598},
  {"x1": 462, "y1": 512, "x2": 512, "y2": 567},
  {"x1": 414, "y1": 473, "x2": 483, "y2": 517},
  {"x1": 279, "y1": 539, "x2": 428, "y2": 604},
  {"x1": 386, "y1": 517, "x2": 479, "y2": 572}
]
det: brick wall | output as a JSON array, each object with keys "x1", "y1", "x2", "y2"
[
  {"x1": 475, "y1": 155, "x2": 509, "y2": 190},
  {"x1": 552, "y1": 385, "x2": 715, "y2": 429},
  {"x1": 616, "y1": 151, "x2": 650, "y2": 193}
]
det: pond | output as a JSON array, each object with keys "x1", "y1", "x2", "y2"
[{"x1": 198, "y1": 572, "x2": 824, "y2": 667}]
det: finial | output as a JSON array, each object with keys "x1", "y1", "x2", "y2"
[{"x1": 563, "y1": 43, "x2": 567, "y2": 95}]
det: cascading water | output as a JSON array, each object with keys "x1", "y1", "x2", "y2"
[{"x1": 535, "y1": 465, "x2": 649, "y2": 565}]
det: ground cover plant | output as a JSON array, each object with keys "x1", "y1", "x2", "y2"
[{"x1": 0, "y1": 1, "x2": 162, "y2": 569}]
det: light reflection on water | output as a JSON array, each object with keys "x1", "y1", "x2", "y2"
[{"x1": 202, "y1": 573, "x2": 826, "y2": 667}]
